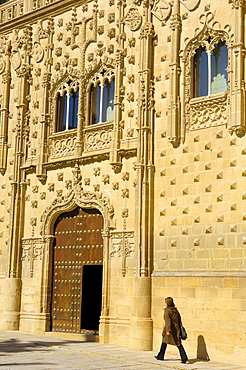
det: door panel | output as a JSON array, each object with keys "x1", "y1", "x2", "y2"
[{"x1": 51, "y1": 207, "x2": 103, "y2": 333}]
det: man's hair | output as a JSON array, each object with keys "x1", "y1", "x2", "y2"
[{"x1": 165, "y1": 297, "x2": 175, "y2": 307}]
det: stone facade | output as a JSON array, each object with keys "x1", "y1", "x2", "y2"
[{"x1": 0, "y1": 0, "x2": 245, "y2": 365}]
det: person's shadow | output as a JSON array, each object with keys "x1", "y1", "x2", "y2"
[{"x1": 188, "y1": 335, "x2": 210, "y2": 364}]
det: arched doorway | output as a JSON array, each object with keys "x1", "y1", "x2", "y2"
[{"x1": 51, "y1": 207, "x2": 104, "y2": 333}]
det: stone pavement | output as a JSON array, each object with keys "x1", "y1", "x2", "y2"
[{"x1": 0, "y1": 331, "x2": 245, "y2": 370}]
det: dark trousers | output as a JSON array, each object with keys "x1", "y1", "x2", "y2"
[{"x1": 156, "y1": 342, "x2": 188, "y2": 362}]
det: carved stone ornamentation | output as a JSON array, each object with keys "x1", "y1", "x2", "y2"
[
  {"x1": 57, "y1": 173, "x2": 64, "y2": 181},
  {"x1": 41, "y1": 172, "x2": 115, "y2": 236},
  {"x1": 111, "y1": 163, "x2": 123, "y2": 173},
  {"x1": 112, "y1": 182, "x2": 119, "y2": 190},
  {"x1": 22, "y1": 237, "x2": 43, "y2": 278},
  {"x1": 124, "y1": 7, "x2": 142, "y2": 31},
  {"x1": 152, "y1": 0, "x2": 200, "y2": 23},
  {"x1": 32, "y1": 186, "x2": 39, "y2": 193},
  {"x1": 31, "y1": 201, "x2": 38, "y2": 208},
  {"x1": 183, "y1": 24, "x2": 230, "y2": 131},
  {"x1": 40, "y1": 192, "x2": 46, "y2": 200},
  {"x1": 108, "y1": 13, "x2": 115, "y2": 23},
  {"x1": 152, "y1": 0, "x2": 172, "y2": 22},
  {"x1": 110, "y1": 224, "x2": 134, "y2": 276},
  {"x1": 0, "y1": 55, "x2": 5, "y2": 75},
  {"x1": 48, "y1": 183, "x2": 55, "y2": 192},
  {"x1": 122, "y1": 189, "x2": 129, "y2": 198},
  {"x1": 84, "y1": 124, "x2": 113, "y2": 152},
  {"x1": 93, "y1": 184, "x2": 100, "y2": 192},
  {"x1": 84, "y1": 178, "x2": 91, "y2": 186},
  {"x1": 102, "y1": 175, "x2": 110, "y2": 184},
  {"x1": 127, "y1": 128, "x2": 134, "y2": 137},
  {"x1": 65, "y1": 180, "x2": 72, "y2": 189},
  {"x1": 107, "y1": 28, "x2": 116, "y2": 39},
  {"x1": 122, "y1": 172, "x2": 130, "y2": 181},
  {"x1": 48, "y1": 131, "x2": 77, "y2": 158},
  {"x1": 56, "y1": 190, "x2": 63, "y2": 198},
  {"x1": 32, "y1": 43, "x2": 44, "y2": 63},
  {"x1": 230, "y1": 0, "x2": 245, "y2": 9},
  {"x1": 189, "y1": 95, "x2": 227, "y2": 130},
  {"x1": 93, "y1": 167, "x2": 101, "y2": 176}
]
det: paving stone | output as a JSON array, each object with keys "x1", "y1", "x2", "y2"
[{"x1": 0, "y1": 331, "x2": 245, "y2": 370}]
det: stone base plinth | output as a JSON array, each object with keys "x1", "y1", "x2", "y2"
[
  {"x1": 19, "y1": 312, "x2": 50, "y2": 333},
  {"x1": 0, "y1": 278, "x2": 21, "y2": 331}
]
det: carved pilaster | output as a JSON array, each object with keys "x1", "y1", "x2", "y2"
[
  {"x1": 37, "y1": 19, "x2": 54, "y2": 182},
  {"x1": 75, "y1": 2, "x2": 98, "y2": 156},
  {"x1": 0, "y1": 39, "x2": 11, "y2": 175},
  {"x1": 110, "y1": 0, "x2": 126, "y2": 171},
  {"x1": 167, "y1": 0, "x2": 182, "y2": 147},
  {"x1": 229, "y1": 0, "x2": 245, "y2": 136},
  {"x1": 8, "y1": 27, "x2": 32, "y2": 280},
  {"x1": 136, "y1": 13, "x2": 155, "y2": 278}
]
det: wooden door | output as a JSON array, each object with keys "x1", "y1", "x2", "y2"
[{"x1": 51, "y1": 207, "x2": 104, "y2": 333}]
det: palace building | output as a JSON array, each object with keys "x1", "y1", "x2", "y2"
[{"x1": 0, "y1": 0, "x2": 245, "y2": 364}]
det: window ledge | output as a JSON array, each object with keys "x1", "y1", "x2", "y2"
[
  {"x1": 190, "y1": 91, "x2": 228, "y2": 105},
  {"x1": 84, "y1": 121, "x2": 114, "y2": 132},
  {"x1": 49, "y1": 128, "x2": 77, "y2": 138}
]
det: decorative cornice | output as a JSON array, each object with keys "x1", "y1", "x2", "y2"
[{"x1": 0, "y1": 0, "x2": 85, "y2": 34}]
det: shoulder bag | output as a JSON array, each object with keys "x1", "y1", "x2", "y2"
[{"x1": 180, "y1": 323, "x2": 187, "y2": 340}]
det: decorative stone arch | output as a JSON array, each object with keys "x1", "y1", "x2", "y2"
[
  {"x1": 182, "y1": 22, "x2": 231, "y2": 131},
  {"x1": 40, "y1": 190, "x2": 115, "y2": 237},
  {"x1": 39, "y1": 179, "x2": 115, "y2": 332}
]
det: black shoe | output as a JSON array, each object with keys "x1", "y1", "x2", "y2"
[
  {"x1": 155, "y1": 356, "x2": 164, "y2": 361},
  {"x1": 181, "y1": 360, "x2": 188, "y2": 363}
]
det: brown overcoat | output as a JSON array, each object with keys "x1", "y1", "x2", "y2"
[{"x1": 162, "y1": 306, "x2": 182, "y2": 346}]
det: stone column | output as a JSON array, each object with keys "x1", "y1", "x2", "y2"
[
  {"x1": 130, "y1": 2, "x2": 154, "y2": 351},
  {"x1": 99, "y1": 229, "x2": 110, "y2": 343},
  {"x1": 130, "y1": 277, "x2": 153, "y2": 350},
  {"x1": 167, "y1": 0, "x2": 181, "y2": 146},
  {"x1": 229, "y1": 0, "x2": 245, "y2": 136},
  {"x1": 1, "y1": 27, "x2": 32, "y2": 331}
]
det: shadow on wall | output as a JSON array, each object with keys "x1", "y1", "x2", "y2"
[{"x1": 197, "y1": 335, "x2": 210, "y2": 361}]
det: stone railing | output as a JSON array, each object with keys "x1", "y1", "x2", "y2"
[
  {"x1": 0, "y1": 0, "x2": 57, "y2": 24},
  {"x1": 48, "y1": 123, "x2": 114, "y2": 160},
  {"x1": 84, "y1": 122, "x2": 114, "y2": 152},
  {"x1": 48, "y1": 129, "x2": 77, "y2": 159},
  {"x1": 189, "y1": 93, "x2": 227, "y2": 131}
]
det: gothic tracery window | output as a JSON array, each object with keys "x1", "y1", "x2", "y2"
[
  {"x1": 193, "y1": 40, "x2": 228, "y2": 98},
  {"x1": 88, "y1": 72, "x2": 115, "y2": 125},
  {"x1": 56, "y1": 81, "x2": 79, "y2": 132}
]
